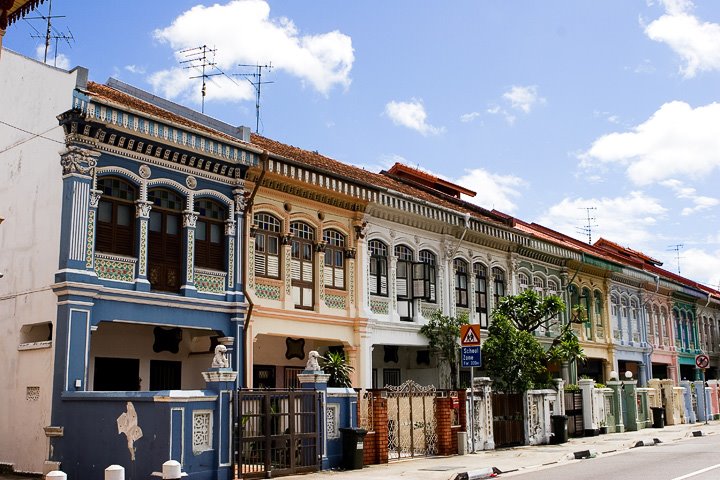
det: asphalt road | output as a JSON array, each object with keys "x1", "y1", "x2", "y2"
[{"x1": 504, "y1": 433, "x2": 720, "y2": 480}]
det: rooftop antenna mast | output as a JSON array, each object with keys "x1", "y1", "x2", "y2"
[
  {"x1": 25, "y1": 0, "x2": 74, "y2": 66},
  {"x1": 179, "y1": 45, "x2": 221, "y2": 114},
  {"x1": 577, "y1": 207, "x2": 598, "y2": 245},
  {"x1": 668, "y1": 244, "x2": 684, "y2": 274},
  {"x1": 235, "y1": 63, "x2": 274, "y2": 133}
]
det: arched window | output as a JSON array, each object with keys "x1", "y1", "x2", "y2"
[
  {"x1": 323, "y1": 229, "x2": 345, "y2": 289},
  {"x1": 518, "y1": 272, "x2": 530, "y2": 291},
  {"x1": 290, "y1": 221, "x2": 315, "y2": 309},
  {"x1": 148, "y1": 188, "x2": 184, "y2": 292},
  {"x1": 454, "y1": 259, "x2": 469, "y2": 308},
  {"x1": 660, "y1": 306, "x2": 668, "y2": 345},
  {"x1": 492, "y1": 267, "x2": 505, "y2": 308},
  {"x1": 254, "y1": 213, "x2": 281, "y2": 278},
  {"x1": 582, "y1": 287, "x2": 593, "y2": 340},
  {"x1": 395, "y1": 245, "x2": 414, "y2": 321},
  {"x1": 418, "y1": 250, "x2": 437, "y2": 304},
  {"x1": 194, "y1": 198, "x2": 226, "y2": 271},
  {"x1": 474, "y1": 263, "x2": 488, "y2": 328},
  {"x1": 533, "y1": 276, "x2": 544, "y2": 297},
  {"x1": 368, "y1": 240, "x2": 388, "y2": 297},
  {"x1": 594, "y1": 290, "x2": 603, "y2": 329},
  {"x1": 96, "y1": 177, "x2": 136, "y2": 256}
]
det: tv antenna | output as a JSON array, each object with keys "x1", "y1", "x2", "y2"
[
  {"x1": 577, "y1": 207, "x2": 598, "y2": 245},
  {"x1": 667, "y1": 244, "x2": 684, "y2": 274},
  {"x1": 24, "y1": 0, "x2": 74, "y2": 67},
  {"x1": 179, "y1": 45, "x2": 223, "y2": 114},
  {"x1": 235, "y1": 63, "x2": 274, "y2": 133}
]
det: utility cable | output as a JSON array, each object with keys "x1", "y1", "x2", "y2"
[{"x1": 0, "y1": 120, "x2": 64, "y2": 155}]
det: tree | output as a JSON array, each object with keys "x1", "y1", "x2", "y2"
[
  {"x1": 482, "y1": 289, "x2": 586, "y2": 392},
  {"x1": 419, "y1": 310, "x2": 469, "y2": 389},
  {"x1": 321, "y1": 351, "x2": 354, "y2": 388}
]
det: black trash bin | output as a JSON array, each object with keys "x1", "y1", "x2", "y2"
[
  {"x1": 651, "y1": 406, "x2": 665, "y2": 428},
  {"x1": 551, "y1": 415, "x2": 568, "y2": 444},
  {"x1": 339, "y1": 427, "x2": 367, "y2": 470}
]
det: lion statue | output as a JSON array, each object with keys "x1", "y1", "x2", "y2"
[
  {"x1": 305, "y1": 350, "x2": 322, "y2": 372},
  {"x1": 211, "y1": 344, "x2": 229, "y2": 368}
]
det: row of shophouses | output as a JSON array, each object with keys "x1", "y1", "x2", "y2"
[{"x1": 2, "y1": 48, "x2": 720, "y2": 476}]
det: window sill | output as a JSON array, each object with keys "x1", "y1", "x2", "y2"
[{"x1": 18, "y1": 340, "x2": 52, "y2": 351}]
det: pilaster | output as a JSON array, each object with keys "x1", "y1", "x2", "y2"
[
  {"x1": 134, "y1": 200, "x2": 152, "y2": 291},
  {"x1": 181, "y1": 210, "x2": 198, "y2": 296}
]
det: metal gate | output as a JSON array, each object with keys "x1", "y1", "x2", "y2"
[
  {"x1": 386, "y1": 380, "x2": 437, "y2": 459},
  {"x1": 492, "y1": 392, "x2": 525, "y2": 447},
  {"x1": 564, "y1": 391, "x2": 584, "y2": 437},
  {"x1": 234, "y1": 389, "x2": 321, "y2": 478}
]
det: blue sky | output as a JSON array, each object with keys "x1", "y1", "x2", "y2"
[{"x1": 6, "y1": 0, "x2": 720, "y2": 286}]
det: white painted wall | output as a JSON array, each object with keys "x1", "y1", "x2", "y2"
[{"x1": 0, "y1": 48, "x2": 79, "y2": 473}]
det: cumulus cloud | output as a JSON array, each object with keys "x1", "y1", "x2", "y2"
[
  {"x1": 579, "y1": 101, "x2": 720, "y2": 185},
  {"x1": 502, "y1": 85, "x2": 546, "y2": 113},
  {"x1": 660, "y1": 179, "x2": 719, "y2": 215},
  {"x1": 149, "y1": 0, "x2": 353, "y2": 105},
  {"x1": 486, "y1": 105, "x2": 516, "y2": 125},
  {"x1": 645, "y1": 0, "x2": 720, "y2": 77},
  {"x1": 454, "y1": 168, "x2": 526, "y2": 214},
  {"x1": 125, "y1": 65, "x2": 146, "y2": 75},
  {"x1": 536, "y1": 192, "x2": 667, "y2": 246},
  {"x1": 679, "y1": 247, "x2": 720, "y2": 287},
  {"x1": 460, "y1": 112, "x2": 481, "y2": 123},
  {"x1": 384, "y1": 100, "x2": 444, "y2": 136},
  {"x1": 35, "y1": 45, "x2": 70, "y2": 70}
]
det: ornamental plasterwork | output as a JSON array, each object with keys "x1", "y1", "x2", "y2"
[
  {"x1": 138, "y1": 221, "x2": 148, "y2": 277},
  {"x1": 138, "y1": 164, "x2": 151, "y2": 179},
  {"x1": 60, "y1": 146, "x2": 100, "y2": 176},
  {"x1": 183, "y1": 211, "x2": 198, "y2": 229},
  {"x1": 234, "y1": 192, "x2": 247, "y2": 213},
  {"x1": 85, "y1": 210, "x2": 96, "y2": 269},
  {"x1": 89, "y1": 189, "x2": 102, "y2": 209},
  {"x1": 227, "y1": 237, "x2": 235, "y2": 289},
  {"x1": 349, "y1": 261, "x2": 355, "y2": 305},
  {"x1": 186, "y1": 175, "x2": 197, "y2": 189},
  {"x1": 186, "y1": 230, "x2": 194, "y2": 283},
  {"x1": 225, "y1": 220, "x2": 236, "y2": 237},
  {"x1": 136, "y1": 201, "x2": 152, "y2": 219}
]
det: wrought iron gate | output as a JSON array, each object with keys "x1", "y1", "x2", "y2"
[
  {"x1": 234, "y1": 389, "x2": 321, "y2": 478},
  {"x1": 564, "y1": 391, "x2": 584, "y2": 437},
  {"x1": 386, "y1": 380, "x2": 437, "y2": 459},
  {"x1": 492, "y1": 392, "x2": 525, "y2": 447}
]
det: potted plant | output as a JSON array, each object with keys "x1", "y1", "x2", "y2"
[{"x1": 321, "y1": 351, "x2": 354, "y2": 388}]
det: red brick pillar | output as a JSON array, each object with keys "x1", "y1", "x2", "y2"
[
  {"x1": 435, "y1": 396, "x2": 454, "y2": 456},
  {"x1": 458, "y1": 390, "x2": 468, "y2": 432},
  {"x1": 373, "y1": 392, "x2": 389, "y2": 464}
]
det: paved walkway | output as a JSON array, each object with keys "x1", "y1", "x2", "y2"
[
  {"x1": 4, "y1": 421, "x2": 718, "y2": 479},
  {"x1": 284, "y1": 420, "x2": 720, "y2": 480}
]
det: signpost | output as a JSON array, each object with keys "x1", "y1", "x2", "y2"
[
  {"x1": 696, "y1": 354, "x2": 710, "y2": 424},
  {"x1": 460, "y1": 323, "x2": 482, "y2": 453}
]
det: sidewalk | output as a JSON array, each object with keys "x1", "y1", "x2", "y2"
[{"x1": 285, "y1": 420, "x2": 720, "y2": 480}]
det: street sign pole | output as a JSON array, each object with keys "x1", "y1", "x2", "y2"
[{"x1": 470, "y1": 365, "x2": 475, "y2": 453}]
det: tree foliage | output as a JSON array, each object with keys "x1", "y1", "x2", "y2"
[
  {"x1": 419, "y1": 310, "x2": 468, "y2": 389},
  {"x1": 483, "y1": 289, "x2": 586, "y2": 392},
  {"x1": 321, "y1": 351, "x2": 354, "y2": 388}
]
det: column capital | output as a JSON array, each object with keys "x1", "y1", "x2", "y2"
[
  {"x1": 183, "y1": 210, "x2": 198, "y2": 228},
  {"x1": 60, "y1": 146, "x2": 100, "y2": 177}
]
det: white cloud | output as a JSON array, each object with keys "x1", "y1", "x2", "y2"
[
  {"x1": 660, "y1": 179, "x2": 719, "y2": 215},
  {"x1": 536, "y1": 192, "x2": 667, "y2": 246},
  {"x1": 148, "y1": 67, "x2": 255, "y2": 104},
  {"x1": 454, "y1": 168, "x2": 526, "y2": 214},
  {"x1": 125, "y1": 65, "x2": 146, "y2": 75},
  {"x1": 645, "y1": 0, "x2": 720, "y2": 77},
  {"x1": 34, "y1": 45, "x2": 70, "y2": 70},
  {"x1": 502, "y1": 85, "x2": 546, "y2": 113},
  {"x1": 384, "y1": 100, "x2": 444, "y2": 136},
  {"x1": 486, "y1": 105, "x2": 516, "y2": 125},
  {"x1": 150, "y1": 0, "x2": 353, "y2": 105},
  {"x1": 460, "y1": 112, "x2": 481, "y2": 123},
  {"x1": 579, "y1": 101, "x2": 720, "y2": 185},
  {"x1": 679, "y1": 247, "x2": 720, "y2": 287}
]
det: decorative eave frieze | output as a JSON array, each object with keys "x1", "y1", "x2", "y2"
[{"x1": 57, "y1": 109, "x2": 248, "y2": 183}]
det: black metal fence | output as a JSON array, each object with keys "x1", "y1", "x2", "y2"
[{"x1": 234, "y1": 389, "x2": 322, "y2": 479}]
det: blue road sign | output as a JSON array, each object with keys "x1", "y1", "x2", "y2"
[{"x1": 461, "y1": 346, "x2": 481, "y2": 368}]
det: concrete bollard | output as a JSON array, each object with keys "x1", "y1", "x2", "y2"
[
  {"x1": 105, "y1": 464, "x2": 125, "y2": 480},
  {"x1": 162, "y1": 460, "x2": 185, "y2": 479},
  {"x1": 46, "y1": 472, "x2": 67, "y2": 480}
]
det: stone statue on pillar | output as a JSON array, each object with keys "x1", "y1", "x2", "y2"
[{"x1": 211, "y1": 345, "x2": 229, "y2": 369}]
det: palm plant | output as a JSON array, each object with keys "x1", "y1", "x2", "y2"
[{"x1": 321, "y1": 351, "x2": 354, "y2": 388}]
